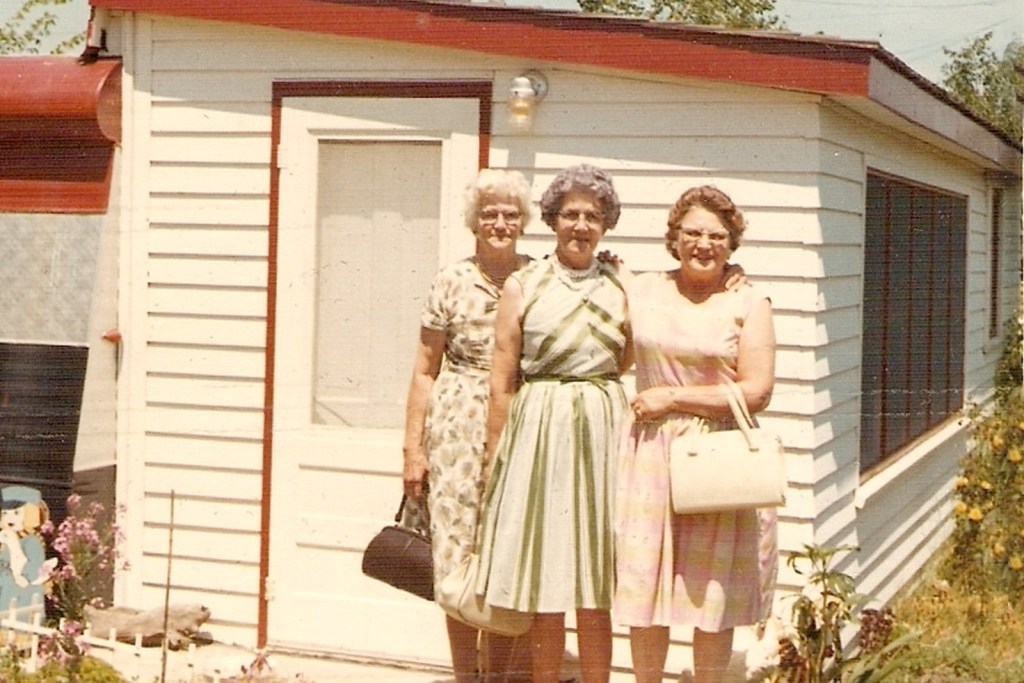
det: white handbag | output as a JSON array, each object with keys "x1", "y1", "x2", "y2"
[
  {"x1": 669, "y1": 378, "x2": 786, "y2": 514},
  {"x1": 437, "y1": 552, "x2": 533, "y2": 637}
]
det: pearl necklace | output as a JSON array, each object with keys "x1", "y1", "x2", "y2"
[{"x1": 555, "y1": 258, "x2": 598, "y2": 281}]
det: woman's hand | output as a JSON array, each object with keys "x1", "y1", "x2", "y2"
[
  {"x1": 630, "y1": 387, "x2": 679, "y2": 422},
  {"x1": 597, "y1": 249, "x2": 623, "y2": 269},
  {"x1": 722, "y1": 262, "x2": 747, "y2": 291},
  {"x1": 403, "y1": 446, "x2": 429, "y2": 499}
]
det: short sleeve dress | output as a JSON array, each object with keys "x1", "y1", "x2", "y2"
[
  {"x1": 613, "y1": 271, "x2": 777, "y2": 631},
  {"x1": 475, "y1": 257, "x2": 630, "y2": 613},
  {"x1": 403, "y1": 256, "x2": 529, "y2": 588}
]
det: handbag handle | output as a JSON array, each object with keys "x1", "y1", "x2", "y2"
[
  {"x1": 718, "y1": 377, "x2": 760, "y2": 452},
  {"x1": 395, "y1": 494, "x2": 409, "y2": 523}
]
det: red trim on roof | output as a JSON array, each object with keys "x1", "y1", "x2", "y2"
[
  {"x1": 91, "y1": 0, "x2": 874, "y2": 95},
  {"x1": 0, "y1": 57, "x2": 121, "y2": 213}
]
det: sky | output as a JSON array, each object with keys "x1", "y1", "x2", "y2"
[{"x1": 2, "y1": 0, "x2": 1021, "y2": 85}]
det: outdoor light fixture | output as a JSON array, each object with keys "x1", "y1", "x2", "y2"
[{"x1": 507, "y1": 71, "x2": 548, "y2": 131}]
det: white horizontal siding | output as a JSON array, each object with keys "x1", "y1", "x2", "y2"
[
  {"x1": 148, "y1": 286, "x2": 267, "y2": 317},
  {"x1": 146, "y1": 375, "x2": 264, "y2": 409},
  {"x1": 143, "y1": 495, "x2": 262, "y2": 532},
  {"x1": 144, "y1": 433, "x2": 263, "y2": 470},
  {"x1": 150, "y1": 132, "x2": 270, "y2": 164},
  {"x1": 144, "y1": 462, "x2": 263, "y2": 499}
]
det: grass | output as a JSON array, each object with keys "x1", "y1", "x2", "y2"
[{"x1": 885, "y1": 542, "x2": 1024, "y2": 682}]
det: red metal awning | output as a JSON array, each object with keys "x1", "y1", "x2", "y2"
[{"x1": 0, "y1": 56, "x2": 121, "y2": 214}]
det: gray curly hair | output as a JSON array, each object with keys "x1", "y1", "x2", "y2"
[
  {"x1": 463, "y1": 168, "x2": 534, "y2": 234},
  {"x1": 539, "y1": 164, "x2": 621, "y2": 231}
]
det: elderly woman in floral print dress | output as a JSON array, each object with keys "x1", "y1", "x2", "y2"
[{"x1": 402, "y1": 169, "x2": 533, "y2": 683}]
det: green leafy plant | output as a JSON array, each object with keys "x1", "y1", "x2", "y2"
[
  {"x1": 941, "y1": 33, "x2": 1023, "y2": 142},
  {"x1": 0, "y1": 0, "x2": 84, "y2": 55},
  {"x1": 766, "y1": 545, "x2": 914, "y2": 682},
  {"x1": 0, "y1": 643, "x2": 128, "y2": 683}
]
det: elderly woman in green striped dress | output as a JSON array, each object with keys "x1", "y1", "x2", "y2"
[{"x1": 475, "y1": 164, "x2": 633, "y2": 683}]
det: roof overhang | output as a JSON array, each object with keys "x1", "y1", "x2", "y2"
[
  {"x1": 90, "y1": 0, "x2": 1020, "y2": 174},
  {"x1": 0, "y1": 57, "x2": 121, "y2": 213}
]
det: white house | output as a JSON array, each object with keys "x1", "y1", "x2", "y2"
[{"x1": 4, "y1": 0, "x2": 1020, "y2": 677}]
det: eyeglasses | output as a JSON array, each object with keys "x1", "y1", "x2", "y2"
[
  {"x1": 680, "y1": 228, "x2": 730, "y2": 245},
  {"x1": 479, "y1": 209, "x2": 522, "y2": 225},
  {"x1": 557, "y1": 210, "x2": 604, "y2": 227}
]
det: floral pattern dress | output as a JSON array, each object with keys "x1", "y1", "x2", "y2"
[{"x1": 403, "y1": 256, "x2": 529, "y2": 588}]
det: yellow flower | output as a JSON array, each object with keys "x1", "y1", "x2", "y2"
[
  {"x1": 954, "y1": 501, "x2": 968, "y2": 515},
  {"x1": 1019, "y1": 528, "x2": 1024, "y2": 539},
  {"x1": 968, "y1": 507, "x2": 984, "y2": 522},
  {"x1": 992, "y1": 434, "x2": 1006, "y2": 451},
  {"x1": 1018, "y1": 421, "x2": 1024, "y2": 431},
  {"x1": 980, "y1": 480, "x2": 993, "y2": 491},
  {"x1": 1009, "y1": 448, "x2": 1022, "y2": 463},
  {"x1": 955, "y1": 476, "x2": 970, "y2": 488},
  {"x1": 994, "y1": 543, "x2": 1006, "y2": 558},
  {"x1": 1011, "y1": 556, "x2": 1024, "y2": 571}
]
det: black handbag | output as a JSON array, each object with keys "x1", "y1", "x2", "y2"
[{"x1": 362, "y1": 496, "x2": 434, "y2": 601}]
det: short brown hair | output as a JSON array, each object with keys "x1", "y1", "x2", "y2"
[{"x1": 665, "y1": 185, "x2": 746, "y2": 259}]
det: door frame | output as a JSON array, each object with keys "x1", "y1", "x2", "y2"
[{"x1": 260, "y1": 79, "x2": 492, "y2": 646}]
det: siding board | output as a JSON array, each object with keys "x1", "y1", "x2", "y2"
[
  {"x1": 147, "y1": 375, "x2": 265, "y2": 408},
  {"x1": 147, "y1": 316, "x2": 267, "y2": 347},
  {"x1": 145, "y1": 406, "x2": 266, "y2": 440},
  {"x1": 151, "y1": 133, "x2": 270, "y2": 164},
  {"x1": 141, "y1": 525, "x2": 260, "y2": 562},
  {"x1": 146, "y1": 346, "x2": 265, "y2": 378},
  {"x1": 147, "y1": 256, "x2": 268, "y2": 288},
  {"x1": 141, "y1": 555, "x2": 259, "y2": 591},
  {"x1": 151, "y1": 102, "x2": 270, "y2": 134},
  {"x1": 149, "y1": 196, "x2": 270, "y2": 226},
  {"x1": 148, "y1": 286, "x2": 267, "y2": 317},
  {"x1": 143, "y1": 496, "x2": 262, "y2": 531},
  {"x1": 150, "y1": 164, "x2": 269, "y2": 195},
  {"x1": 145, "y1": 433, "x2": 263, "y2": 470},
  {"x1": 149, "y1": 226, "x2": 268, "y2": 258}
]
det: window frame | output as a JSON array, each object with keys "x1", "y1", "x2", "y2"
[
  {"x1": 989, "y1": 187, "x2": 1004, "y2": 340},
  {"x1": 860, "y1": 171, "x2": 968, "y2": 471}
]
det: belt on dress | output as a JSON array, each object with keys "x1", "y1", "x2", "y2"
[
  {"x1": 523, "y1": 373, "x2": 617, "y2": 384},
  {"x1": 444, "y1": 356, "x2": 490, "y2": 374}
]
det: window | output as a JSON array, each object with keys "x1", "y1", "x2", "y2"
[
  {"x1": 313, "y1": 140, "x2": 441, "y2": 428},
  {"x1": 860, "y1": 173, "x2": 967, "y2": 471},
  {"x1": 989, "y1": 187, "x2": 1004, "y2": 339}
]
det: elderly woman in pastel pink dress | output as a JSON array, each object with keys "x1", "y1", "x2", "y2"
[{"x1": 614, "y1": 185, "x2": 778, "y2": 683}]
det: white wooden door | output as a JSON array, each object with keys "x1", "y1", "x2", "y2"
[{"x1": 269, "y1": 95, "x2": 479, "y2": 662}]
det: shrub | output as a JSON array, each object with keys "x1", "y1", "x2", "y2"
[
  {"x1": 764, "y1": 545, "x2": 913, "y2": 682},
  {"x1": 0, "y1": 645, "x2": 128, "y2": 683},
  {"x1": 42, "y1": 495, "x2": 124, "y2": 625},
  {"x1": 944, "y1": 310, "x2": 1024, "y2": 599}
]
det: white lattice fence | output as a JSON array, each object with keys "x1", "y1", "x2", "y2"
[{"x1": 0, "y1": 606, "x2": 204, "y2": 682}]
